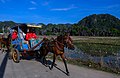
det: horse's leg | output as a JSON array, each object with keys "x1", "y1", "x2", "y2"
[
  {"x1": 50, "y1": 54, "x2": 56, "y2": 70},
  {"x1": 43, "y1": 56, "x2": 49, "y2": 67},
  {"x1": 43, "y1": 51, "x2": 49, "y2": 66},
  {"x1": 43, "y1": 56, "x2": 46, "y2": 63},
  {"x1": 38, "y1": 47, "x2": 47, "y2": 65},
  {"x1": 6, "y1": 44, "x2": 10, "y2": 52},
  {"x1": 60, "y1": 54, "x2": 70, "y2": 76}
]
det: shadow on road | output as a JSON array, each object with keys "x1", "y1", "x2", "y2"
[
  {"x1": 36, "y1": 58, "x2": 68, "y2": 75},
  {"x1": 54, "y1": 65, "x2": 68, "y2": 75},
  {"x1": 0, "y1": 52, "x2": 8, "y2": 78}
]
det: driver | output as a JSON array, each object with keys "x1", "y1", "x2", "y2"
[
  {"x1": 25, "y1": 28, "x2": 38, "y2": 41},
  {"x1": 25, "y1": 28, "x2": 38, "y2": 47}
]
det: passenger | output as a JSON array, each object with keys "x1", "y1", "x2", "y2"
[
  {"x1": 12, "y1": 30, "x2": 18, "y2": 40},
  {"x1": 25, "y1": 28, "x2": 38, "y2": 47},
  {"x1": 25, "y1": 28, "x2": 38, "y2": 41},
  {"x1": 19, "y1": 28, "x2": 30, "y2": 48}
]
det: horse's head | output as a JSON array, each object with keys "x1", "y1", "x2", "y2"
[
  {"x1": 56, "y1": 34, "x2": 75, "y2": 50},
  {"x1": 63, "y1": 34, "x2": 75, "y2": 50}
]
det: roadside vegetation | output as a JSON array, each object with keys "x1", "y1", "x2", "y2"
[{"x1": 67, "y1": 37, "x2": 120, "y2": 74}]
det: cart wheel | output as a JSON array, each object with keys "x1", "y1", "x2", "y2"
[{"x1": 12, "y1": 49, "x2": 20, "y2": 63}]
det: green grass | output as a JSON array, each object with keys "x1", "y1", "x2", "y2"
[
  {"x1": 73, "y1": 37, "x2": 120, "y2": 56},
  {"x1": 73, "y1": 37, "x2": 120, "y2": 45}
]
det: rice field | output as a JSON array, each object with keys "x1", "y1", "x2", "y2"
[{"x1": 66, "y1": 36, "x2": 120, "y2": 74}]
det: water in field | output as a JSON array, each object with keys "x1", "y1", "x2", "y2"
[{"x1": 64, "y1": 46, "x2": 120, "y2": 69}]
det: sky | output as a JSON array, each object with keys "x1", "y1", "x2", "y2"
[{"x1": 0, "y1": 0, "x2": 120, "y2": 24}]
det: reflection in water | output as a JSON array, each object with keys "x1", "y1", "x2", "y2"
[{"x1": 65, "y1": 47, "x2": 120, "y2": 69}]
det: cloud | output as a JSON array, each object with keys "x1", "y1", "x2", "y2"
[
  {"x1": 51, "y1": 8, "x2": 71, "y2": 11},
  {"x1": 30, "y1": 1, "x2": 37, "y2": 5},
  {"x1": 51, "y1": 5, "x2": 77, "y2": 11},
  {"x1": 28, "y1": 7, "x2": 37, "y2": 10}
]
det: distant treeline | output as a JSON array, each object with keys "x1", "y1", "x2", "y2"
[{"x1": 0, "y1": 14, "x2": 120, "y2": 36}]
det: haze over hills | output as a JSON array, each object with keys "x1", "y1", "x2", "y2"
[{"x1": 0, "y1": 14, "x2": 120, "y2": 36}]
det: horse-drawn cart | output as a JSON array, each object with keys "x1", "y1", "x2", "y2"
[
  {"x1": 9, "y1": 24, "x2": 43, "y2": 63},
  {"x1": 8, "y1": 24, "x2": 75, "y2": 75}
]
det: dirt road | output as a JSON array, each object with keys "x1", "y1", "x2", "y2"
[{"x1": 0, "y1": 52, "x2": 120, "y2": 78}]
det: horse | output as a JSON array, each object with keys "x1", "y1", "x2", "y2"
[
  {"x1": 38, "y1": 34, "x2": 75, "y2": 76},
  {"x1": 0, "y1": 34, "x2": 11, "y2": 53}
]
